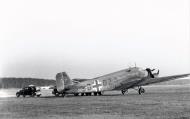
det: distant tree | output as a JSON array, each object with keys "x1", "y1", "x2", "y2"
[{"x1": 0, "y1": 77, "x2": 56, "y2": 89}]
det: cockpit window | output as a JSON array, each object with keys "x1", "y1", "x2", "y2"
[{"x1": 126, "y1": 69, "x2": 131, "y2": 72}]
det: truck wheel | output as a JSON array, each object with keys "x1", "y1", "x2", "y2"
[{"x1": 16, "y1": 93, "x2": 20, "y2": 97}]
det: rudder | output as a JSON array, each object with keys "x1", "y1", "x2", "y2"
[{"x1": 56, "y1": 72, "x2": 72, "y2": 92}]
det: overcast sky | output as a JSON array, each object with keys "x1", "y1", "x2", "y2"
[{"x1": 0, "y1": 0, "x2": 189, "y2": 79}]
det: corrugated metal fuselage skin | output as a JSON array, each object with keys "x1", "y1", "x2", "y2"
[{"x1": 66, "y1": 67, "x2": 147, "y2": 94}]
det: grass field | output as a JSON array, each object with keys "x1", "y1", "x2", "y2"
[{"x1": 0, "y1": 85, "x2": 190, "y2": 119}]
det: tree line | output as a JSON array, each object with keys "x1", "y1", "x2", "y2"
[{"x1": 0, "y1": 77, "x2": 56, "y2": 89}]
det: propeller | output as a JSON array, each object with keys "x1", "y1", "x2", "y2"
[
  {"x1": 146, "y1": 68, "x2": 155, "y2": 78},
  {"x1": 146, "y1": 68, "x2": 160, "y2": 78},
  {"x1": 153, "y1": 70, "x2": 159, "y2": 76}
]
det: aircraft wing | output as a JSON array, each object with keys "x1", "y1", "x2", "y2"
[
  {"x1": 138, "y1": 73, "x2": 190, "y2": 86},
  {"x1": 113, "y1": 73, "x2": 190, "y2": 91}
]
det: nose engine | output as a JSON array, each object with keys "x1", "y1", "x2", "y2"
[{"x1": 146, "y1": 68, "x2": 159, "y2": 78}]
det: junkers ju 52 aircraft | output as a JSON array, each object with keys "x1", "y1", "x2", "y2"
[{"x1": 52, "y1": 67, "x2": 189, "y2": 97}]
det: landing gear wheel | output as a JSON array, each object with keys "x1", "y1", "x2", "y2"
[
  {"x1": 141, "y1": 88, "x2": 145, "y2": 93},
  {"x1": 138, "y1": 87, "x2": 145, "y2": 95}
]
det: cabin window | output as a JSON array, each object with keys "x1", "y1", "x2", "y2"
[{"x1": 103, "y1": 80, "x2": 107, "y2": 86}]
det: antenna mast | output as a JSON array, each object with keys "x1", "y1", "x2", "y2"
[{"x1": 135, "y1": 62, "x2": 136, "y2": 67}]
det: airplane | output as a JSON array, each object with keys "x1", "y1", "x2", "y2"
[{"x1": 53, "y1": 67, "x2": 190, "y2": 97}]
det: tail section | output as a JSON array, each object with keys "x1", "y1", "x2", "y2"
[{"x1": 56, "y1": 72, "x2": 72, "y2": 92}]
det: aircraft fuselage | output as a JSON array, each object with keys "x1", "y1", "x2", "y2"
[{"x1": 66, "y1": 67, "x2": 148, "y2": 93}]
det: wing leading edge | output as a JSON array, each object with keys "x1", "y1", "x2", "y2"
[{"x1": 138, "y1": 73, "x2": 190, "y2": 86}]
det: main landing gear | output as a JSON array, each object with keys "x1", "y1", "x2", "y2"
[
  {"x1": 138, "y1": 87, "x2": 145, "y2": 95},
  {"x1": 121, "y1": 87, "x2": 145, "y2": 95},
  {"x1": 121, "y1": 89, "x2": 128, "y2": 95}
]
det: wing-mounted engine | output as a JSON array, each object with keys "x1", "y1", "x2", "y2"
[{"x1": 56, "y1": 72, "x2": 72, "y2": 92}]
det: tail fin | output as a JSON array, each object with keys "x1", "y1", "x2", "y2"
[{"x1": 56, "y1": 72, "x2": 72, "y2": 92}]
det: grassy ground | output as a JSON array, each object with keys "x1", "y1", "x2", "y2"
[{"x1": 0, "y1": 85, "x2": 190, "y2": 119}]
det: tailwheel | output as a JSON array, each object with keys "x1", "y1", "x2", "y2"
[
  {"x1": 121, "y1": 89, "x2": 128, "y2": 95},
  {"x1": 138, "y1": 87, "x2": 145, "y2": 95},
  {"x1": 61, "y1": 93, "x2": 65, "y2": 97}
]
